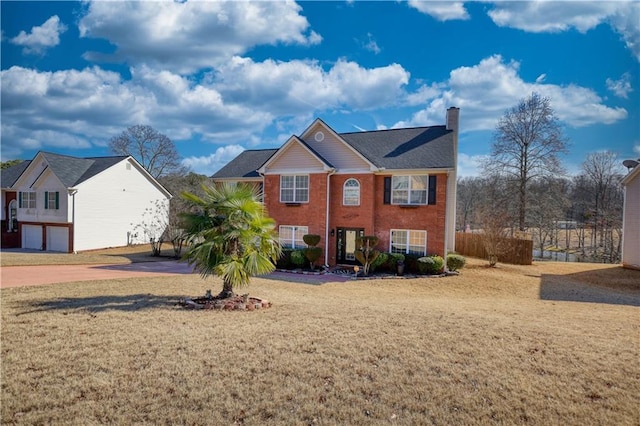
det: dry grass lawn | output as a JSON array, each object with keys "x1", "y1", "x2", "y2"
[
  {"x1": 1, "y1": 244, "x2": 175, "y2": 267},
  {"x1": 1, "y1": 256, "x2": 639, "y2": 425}
]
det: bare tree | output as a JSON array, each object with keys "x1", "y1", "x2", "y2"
[
  {"x1": 485, "y1": 93, "x2": 568, "y2": 231},
  {"x1": 580, "y1": 151, "x2": 624, "y2": 262},
  {"x1": 109, "y1": 125, "x2": 187, "y2": 178}
]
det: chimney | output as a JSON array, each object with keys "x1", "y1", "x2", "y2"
[{"x1": 446, "y1": 107, "x2": 460, "y2": 132}]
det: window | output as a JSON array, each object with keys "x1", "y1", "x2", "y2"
[
  {"x1": 18, "y1": 191, "x2": 36, "y2": 209},
  {"x1": 280, "y1": 175, "x2": 309, "y2": 203},
  {"x1": 343, "y1": 178, "x2": 360, "y2": 206},
  {"x1": 45, "y1": 191, "x2": 59, "y2": 210},
  {"x1": 390, "y1": 229, "x2": 427, "y2": 256},
  {"x1": 279, "y1": 225, "x2": 309, "y2": 249},
  {"x1": 392, "y1": 176, "x2": 428, "y2": 204}
]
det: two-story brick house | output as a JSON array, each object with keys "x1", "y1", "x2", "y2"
[{"x1": 212, "y1": 107, "x2": 459, "y2": 266}]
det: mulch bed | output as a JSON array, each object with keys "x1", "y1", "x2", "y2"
[{"x1": 179, "y1": 294, "x2": 271, "y2": 311}]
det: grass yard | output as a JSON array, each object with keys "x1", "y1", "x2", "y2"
[{"x1": 1, "y1": 257, "x2": 639, "y2": 424}]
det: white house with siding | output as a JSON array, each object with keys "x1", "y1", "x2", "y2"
[
  {"x1": 621, "y1": 161, "x2": 640, "y2": 270},
  {"x1": 1, "y1": 151, "x2": 171, "y2": 253}
]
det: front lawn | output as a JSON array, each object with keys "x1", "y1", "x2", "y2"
[{"x1": 1, "y1": 259, "x2": 638, "y2": 424}]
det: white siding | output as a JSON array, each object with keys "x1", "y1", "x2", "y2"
[
  {"x1": 47, "y1": 226, "x2": 69, "y2": 252},
  {"x1": 622, "y1": 171, "x2": 640, "y2": 268},
  {"x1": 73, "y1": 159, "x2": 170, "y2": 251},
  {"x1": 14, "y1": 168, "x2": 69, "y2": 225},
  {"x1": 266, "y1": 142, "x2": 326, "y2": 173},
  {"x1": 302, "y1": 123, "x2": 371, "y2": 171},
  {"x1": 22, "y1": 225, "x2": 42, "y2": 250}
]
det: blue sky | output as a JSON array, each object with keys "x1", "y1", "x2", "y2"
[{"x1": 1, "y1": 1, "x2": 638, "y2": 177}]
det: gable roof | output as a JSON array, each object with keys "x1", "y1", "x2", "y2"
[
  {"x1": 212, "y1": 120, "x2": 456, "y2": 179},
  {"x1": 1, "y1": 160, "x2": 31, "y2": 188},
  {"x1": 340, "y1": 126, "x2": 454, "y2": 170},
  {"x1": 35, "y1": 152, "x2": 129, "y2": 187},
  {"x1": 212, "y1": 149, "x2": 278, "y2": 179}
]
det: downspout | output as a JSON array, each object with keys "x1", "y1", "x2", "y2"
[
  {"x1": 325, "y1": 169, "x2": 336, "y2": 266},
  {"x1": 68, "y1": 188, "x2": 77, "y2": 253}
]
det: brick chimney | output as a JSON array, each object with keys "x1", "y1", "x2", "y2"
[{"x1": 446, "y1": 107, "x2": 460, "y2": 132}]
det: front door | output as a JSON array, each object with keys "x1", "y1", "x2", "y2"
[{"x1": 336, "y1": 227, "x2": 364, "y2": 264}]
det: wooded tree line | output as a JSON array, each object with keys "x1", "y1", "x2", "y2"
[{"x1": 457, "y1": 150, "x2": 625, "y2": 264}]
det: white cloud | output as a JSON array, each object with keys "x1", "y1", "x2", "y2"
[
  {"x1": 487, "y1": 1, "x2": 640, "y2": 61},
  {"x1": 457, "y1": 153, "x2": 489, "y2": 178},
  {"x1": 0, "y1": 56, "x2": 411, "y2": 161},
  {"x1": 634, "y1": 144, "x2": 640, "y2": 156},
  {"x1": 363, "y1": 33, "x2": 381, "y2": 54},
  {"x1": 10, "y1": 15, "x2": 67, "y2": 55},
  {"x1": 408, "y1": 1, "x2": 470, "y2": 21},
  {"x1": 182, "y1": 145, "x2": 246, "y2": 176},
  {"x1": 606, "y1": 72, "x2": 633, "y2": 99},
  {"x1": 394, "y1": 55, "x2": 628, "y2": 130},
  {"x1": 78, "y1": 1, "x2": 321, "y2": 74},
  {"x1": 535, "y1": 74, "x2": 546, "y2": 83}
]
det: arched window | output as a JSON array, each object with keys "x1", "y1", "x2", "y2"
[{"x1": 343, "y1": 178, "x2": 360, "y2": 206}]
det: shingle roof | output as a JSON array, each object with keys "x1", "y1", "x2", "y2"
[
  {"x1": 1, "y1": 152, "x2": 130, "y2": 189},
  {"x1": 339, "y1": 126, "x2": 454, "y2": 169},
  {"x1": 40, "y1": 152, "x2": 129, "y2": 187},
  {"x1": 211, "y1": 123, "x2": 455, "y2": 179},
  {"x1": 1, "y1": 160, "x2": 31, "y2": 188},
  {"x1": 212, "y1": 149, "x2": 277, "y2": 179}
]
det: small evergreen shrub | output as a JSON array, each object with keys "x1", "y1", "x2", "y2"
[
  {"x1": 369, "y1": 252, "x2": 388, "y2": 273},
  {"x1": 417, "y1": 255, "x2": 444, "y2": 275},
  {"x1": 303, "y1": 234, "x2": 321, "y2": 247},
  {"x1": 276, "y1": 249, "x2": 294, "y2": 269},
  {"x1": 290, "y1": 250, "x2": 306, "y2": 267},
  {"x1": 446, "y1": 253, "x2": 466, "y2": 271},
  {"x1": 303, "y1": 247, "x2": 323, "y2": 269}
]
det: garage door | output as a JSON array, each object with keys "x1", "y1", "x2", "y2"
[
  {"x1": 47, "y1": 226, "x2": 69, "y2": 252},
  {"x1": 22, "y1": 225, "x2": 43, "y2": 250}
]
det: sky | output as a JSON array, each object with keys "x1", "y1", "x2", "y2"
[{"x1": 1, "y1": 1, "x2": 639, "y2": 177}]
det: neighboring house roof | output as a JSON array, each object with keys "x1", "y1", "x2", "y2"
[
  {"x1": 1, "y1": 160, "x2": 31, "y2": 188},
  {"x1": 212, "y1": 149, "x2": 277, "y2": 179},
  {"x1": 340, "y1": 126, "x2": 454, "y2": 170},
  {"x1": 212, "y1": 122, "x2": 455, "y2": 179},
  {"x1": 37, "y1": 152, "x2": 129, "y2": 187}
]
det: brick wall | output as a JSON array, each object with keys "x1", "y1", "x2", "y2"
[{"x1": 373, "y1": 173, "x2": 449, "y2": 256}]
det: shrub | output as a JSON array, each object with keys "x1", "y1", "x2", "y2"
[
  {"x1": 447, "y1": 253, "x2": 466, "y2": 271},
  {"x1": 276, "y1": 249, "x2": 294, "y2": 269},
  {"x1": 303, "y1": 234, "x2": 321, "y2": 247},
  {"x1": 290, "y1": 250, "x2": 306, "y2": 267},
  {"x1": 417, "y1": 255, "x2": 444, "y2": 275},
  {"x1": 369, "y1": 252, "x2": 388, "y2": 273},
  {"x1": 354, "y1": 235, "x2": 380, "y2": 275},
  {"x1": 303, "y1": 247, "x2": 323, "y2": 270}
]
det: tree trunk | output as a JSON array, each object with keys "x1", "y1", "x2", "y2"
[{"x1": 218, "y1": 278, "x2": 235, "y2": 299}]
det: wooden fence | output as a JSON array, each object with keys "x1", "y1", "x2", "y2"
[{"x1": 455, "y1": 232, "x2": 533, "y2": 265}]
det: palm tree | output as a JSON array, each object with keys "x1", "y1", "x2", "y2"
[{"x1": 180, "y1": 182, "x2": 282, "y2": 298}]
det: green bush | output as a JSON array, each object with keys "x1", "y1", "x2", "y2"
[
  {"x1": 369, "y1": 252, "x2": 388, "y2": 273},
  {"x1": 417, "y1": 255, "x2": 444, "y2": 275},
  {"x1": 290, "y1": 250, "x2": 306, "y2": 267},
  {"x1": 303, "y1": 246, "x2": 323, "y2": 269},
  {"x1": 276, "y1": 249, "x2": 294, "y2": 269},
  {"x1": 303, "y1": 234, "x2": 321, "y2": 247},
  {"x1": 446, "y1": 253, "x2": 466, "y2": 271}
]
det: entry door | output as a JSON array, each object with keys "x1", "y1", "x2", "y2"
[{"x1": 336, "y1": 227, "x2": 364, "y2": 264}]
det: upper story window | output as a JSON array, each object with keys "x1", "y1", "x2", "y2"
[
  {"x1": 390, "y1": 229, "x2": 427, "y2": 256},
  {"x1": 343, "y1": 178, "x2": 360, "y2": 206},
  {"x1": 45, "y1": 191, "x2": 60, "y2": 210},
  {"x1": 279, "y1": 225, "x2": 308, "y2": 249},
  {"x1": 392, "y1": 176, "x2": 427, "y2": 204},
  {"x1": 280, "y1": 175, "x2": 309, "y2": 203},
  {"x1": 18, "y1": 191, "x2": 36, "y2": 209}
]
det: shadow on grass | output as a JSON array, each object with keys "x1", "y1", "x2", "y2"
[
  {"x1": 16, "y1": 294, "x2": 178, "y2": 315},
  {"x1": 540, "y1": 266, "x2": 640, "y2": 307}
]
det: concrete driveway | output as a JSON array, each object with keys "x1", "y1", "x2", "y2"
[
  {"x1": 0, "y1": 261, "x2": 196, "y2": 288},
  {"x1": 0, "y1": 261, "x2": 352, "y2": 288}
]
